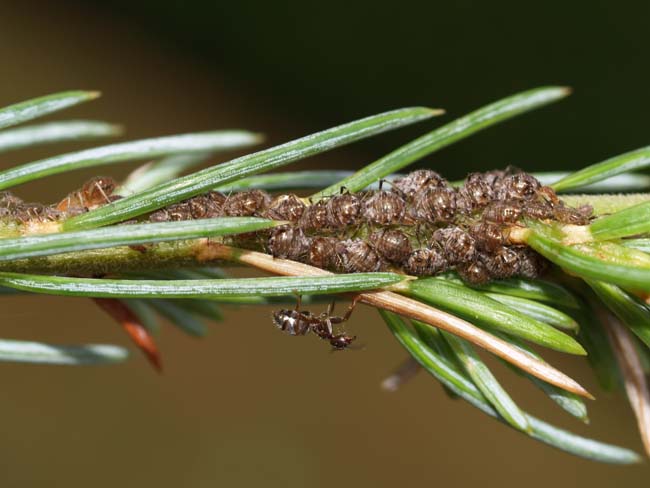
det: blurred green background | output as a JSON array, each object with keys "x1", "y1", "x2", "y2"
[{"x1": 0, "y1": 1, "x2": 648, "y2": 486}]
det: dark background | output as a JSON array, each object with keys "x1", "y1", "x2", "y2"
[{"x1": 0, "y1": 1, "x2": 648, "y2": 486}]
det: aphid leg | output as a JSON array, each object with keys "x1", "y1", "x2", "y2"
[{"x1": 92, "y1": 180, "x2": 112, "y2": 204}]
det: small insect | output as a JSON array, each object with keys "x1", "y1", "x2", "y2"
[
  {"x1": 299, "y1": 199, "x2": 330, "y2": 230},
  {"x1": 308, "y1": 237, "x2": 343, "y2": 271},
  {"x1": 522, "y1": 200, "x2": 554, "y2": 220},
  {"x1": 13, "y1": 203, "x2": 63, "y2": 223},
  {"x1": 267, "y1": 226, "x2": 310, "y2": 261},
  {"x1": 392, "y1": 170, "x2": 446, "y2": 199},
  {"x1": 481, "y1": 246, "x2": 520, "y2": 279},
  {"x1": 56, "y1": 176, "x2": 117, "y2": 213},
  {"x1": 187, "y1": 191, "x2": 226, "y2": 219},
  {"x1": 361, "y1": 190, "x2": 406, "y2": 225},
  {"x1": 271, "y1": 297, "x2": 358, "y2": 350},
  {"x1": 514, "y1": 247, "x2": 549, "y2": 279},
  {"x1": 432, "y1": 226, "x2": 476, "y2": 265},
  {"x1": 337, "y1": 239, "x2": 387, "y2": 273},
  {"x1": 553, "y1": 204, "x2": 593, "y2": 225},
  {"x1": 222, "y1": 189, "x2": 271, "y2": 217},
  {"x1": 411, "y1": 186, "x2": 457, "y2": 223},
  {"x1": 495, "y1": 172, "x2": 541, "y2": 201},
  {"x1": 370, "y1": 229, "x2": 412, "y2": 264},
  {"x1": 264, "y1": 194, "x2": 306, "y2": 222},
  {"x1": 403, "y1": 247, "x2": 448, "y2": 276},
  {"x1": 148, "y1": 202, "x2": 193, "y2": 222},
  {"x1": 482, "y1": 200, "x2": 523, "y2": 224},
  {"x1": 457, "y1": 260, "x2": 491, "y2": 285},
  {"x1": 326, "y1": 192, "x2": 361, "y2": 228},
  {"x1": 469, "y1": 221, "x2": 509, "y2": 252},
  {"x1": 460, "y1": 172, "x2": 495, "y2": 209}
]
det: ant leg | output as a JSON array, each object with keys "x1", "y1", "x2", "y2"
[
  {"x1": 93, "y1": 181, "x2": 111, "y2": 204},
  {"x1": 295, "y1": 294, "x2": 303, "y2": 312},
  {"x1": 341, "y1": 295, "x2": 361, "y2": 322}
]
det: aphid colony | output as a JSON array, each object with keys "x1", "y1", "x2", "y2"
[
  {"x1": 145, "y1": 168, "x2": 591, "y2": 285},
  {"x1": 0, "y1": 169, "x2": 591, "y2": 350},
  {"x1": 0, "y1": 169, "x2": 591, "y2": 288},
  {"x1": 0, "y1": 176, "x2": 118, "y2": 223}
]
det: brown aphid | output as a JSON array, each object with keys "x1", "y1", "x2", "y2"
[
  {"x1": 392, "y1": 170, "x2": 446, "y2": 198},
  {"x1": 309, "y1": 237, "x2": 343, "y2": 271},
  {"x1": 299, "y1": 200, "x2": 330, "y2": 230},
  {"x1": 522, "y1": 200, "x2": 554, "y2": 220},
  {"x1": 411, "y1": 186, "x2": 457, "y2": 223},
  {"x1": 370, "y1": 229, "x2": 412, "y2": 264},
  {"x1": 264, "y1": 194, "x2": 306, "y2": 222},
  {"x1": 336, "y1": 239, "x2": 387, "y2": 273},
  {"x1": 470, "y1": 221, "x2": 509, "y2": 252},
  {"x1": 267, "y1": 226, "x2": 310, "y2": 261},
  {"x1": 0, "y1": 191, "x2": 23, "y2": 208},
  {"x1": 361, "y1": 190, "x2": 405, "y2": 225},
  {"x1": 496, "y1": 172, "x2": 541, "y2": 201},
  {"x1": 457, "y1": 261, "x2": 491, "y2": 285},
  {"x1": 481, "y1": 246, "x2": 520, "y2": 279},
  {"x1": 403, "y1": 247, "x2": 448, "y2": 276},
  {"x1": 187, "y1": 191, "x2": 226, "y2": 219},
  {"x1": 222, "y1": 189, "x2": 271, "y2": 217},
  {"x1": 56, "y1": 176, "x2": 117, "y2": 212},
  {"x1": 481, "y1": 169, "x2": 507, "y2": 187},
  {"x1": 149, "y1": 202, "x2": 193, "y2": 222},
  {"x1": 432, "y1": 226, "x2": 477, "y2": 264},
  {"x1": 460, "y1": 172, "x2": 495, "y2": 209},
  {"x1": 482, "y1": 200, "x2": 523, "y2": 224},
  {"x1": 14, "y1": 203, "x2": 63, "y2": 223},
  {"x1": 553, "y1": 204, "x2": 593, "y2": 225},
  {"x1": 326, "y1": 193, "x2": 361, "y2": 228},
  {"x1": 515, "y1": 247, "x2": 549, "y2": 279}
]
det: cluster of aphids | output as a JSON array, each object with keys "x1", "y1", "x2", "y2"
[
  {"x1": 143, "y1": 168, "x2": 591, "y2": 286},
  {"x1": 0, "y1": 176, "x2": 118, "y2": 224}
]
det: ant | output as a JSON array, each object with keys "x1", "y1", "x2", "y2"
[{"x1": 271, "y1": 296, "x2": 359, "y2": 350}]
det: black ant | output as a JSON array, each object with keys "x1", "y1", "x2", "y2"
[{"x1": 271, "y1": 296, "x2": 359, "y2": 350}]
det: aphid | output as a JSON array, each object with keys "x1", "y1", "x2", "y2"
[
  {"x1": 148, "y1": 202, "x2": 193, "y2": 222},
  {"x1": 403, "y1": 247, "x2": 448, "y2": 276},
  {"x1": 553, "y1": 204, "x2": 593, "y2": 225},
  {"x1": 481, "y1": 246, "x2": 520, "y2": 279},
  {"x1": 392, "y1": 170, "x2": 446, "y2": 199},
  {"x1": 411, "y1": 186, "x2": 457, "y2": 223},
  {"x1": 264, "y1": 194, "x2": 306, "y2": 222},
  {"x1": 538, "y1": 185, "x2": 561, "y2": 206},
  {"x1": 326, "y1": 192, "x2": 361, "y2": 228},
  {"x1": 187, "y1": 191, "x2": 226, "y2": 219},
  {"x1": 521, "y1": 200, "x2": 554, "y2": 220},
  {"x1": 14, "y1": 203, "x2": 62, "y2": 223},
  {"x1": 482, "y1": 200, "x2": 523, "y2": 224},
  {"x1": 370, "y1": 229, "x2": 412, "y2": 264},
  {"x1": 271, "y1": 297, "x2": 358, "y2": 350},
  {"x1": 336, "y1": 239, "x2": 387, "y2": 273},
  {"x1": 0, "y1": 191, "x2": 22, "y2": 208},
  {"x1": 481, "y1": 169, "x2": 507, "y2": 187},
  {"x1": 460, "y1": 172, "x2": 495, "y2": 209},
  {"x1": 469, "y1": 221, "x2": 509, "y2": 252},
  {"x1": 361, "y1": 190, "x2": 406, "y2": 225},
  {"x1": 222, "y1": 189, "x2": 271, "y2": 217},
  {"x1": 514, "y1": 247, "x2": 549, "y2": 279},
  {"x1": 299, "y1": 200, "x2": 330, "y2": 230},
  {"x1": 267, "y1": 226, "x2": 310, "y2": 261},
  {"x1": 56, "y1": 176, "x2": 117, "y2": 212},
  {"x1": 495, "y1": 172, "x2": 541, "y2": 201},
  {"x1": 432, "y1": 226, "x2": 476, "y2": 264},
  {"x1": 308, "y1": 237, "x2": 343, "y2": 271},
  {"x1": 457, "y1": 260, "x2": 491, "y2": 285}
]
